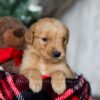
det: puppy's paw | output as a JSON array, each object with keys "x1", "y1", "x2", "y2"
[
  {"x1": 51, "y1": 78, "x2": 66, "y2": 95},
  {"x1": 29, "y1": 77, "x2": 42, "y2": 93},
  {"x1": 51, "y1": 71, "x2": 66, "y2": 95},
  {"x1": 20, "y1": 69, "x2": 43, "y2": 93}
]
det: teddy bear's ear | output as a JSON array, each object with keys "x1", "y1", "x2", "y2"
[
  {"x1": 13, "y1": 28, "x2": 25, "y2": 38},
  {"x1": 25, "y1": 27, "x2": 34, "y2": 44}
]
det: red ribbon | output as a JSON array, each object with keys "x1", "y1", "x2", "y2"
[{"x1": 0, "y1": 48, "x2": 23, "y2": 66}]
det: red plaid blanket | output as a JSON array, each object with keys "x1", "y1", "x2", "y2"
[
  {"x1": 0, "y1": 70, "x2": 92, "y2": 100},
  {"x1": 0, "y1": 48, "x2": 92, "y2": 100},
  {"x1": 0, "y1": 71, "x2": 29, "y2": 100}
]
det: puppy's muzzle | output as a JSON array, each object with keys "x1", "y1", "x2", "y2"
[{"x1": 52, "y1": 51, "x2": 61, "y2": 58}]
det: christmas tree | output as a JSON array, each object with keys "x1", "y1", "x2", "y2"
[{"x1": 0, "y1": 0, "x2": 42, "y2": 26}]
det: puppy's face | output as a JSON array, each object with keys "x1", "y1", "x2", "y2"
[{"x1": 25, "y1": 18, "x2": 69, "y2": 63}]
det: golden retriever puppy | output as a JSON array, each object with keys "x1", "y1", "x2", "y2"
[{"x1": 19, "y1": 18, "x2": 75, "y2": 94}]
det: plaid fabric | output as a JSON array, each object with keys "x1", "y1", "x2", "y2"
[
  {"x1": 0, "y1": 70, "x2": 92, "y2": 100},
  {"x1": 0, "y1": 71, "x2": 30, "y2": 100},
  {"x1": 0, "y1": 48, "x2": 92, "y2": 100},
  {"x1": 42, "y1": 75, "x2": 92, "y2": 100}
]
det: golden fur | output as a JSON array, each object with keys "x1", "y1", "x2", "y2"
[{"x1": 20, "y1": 18, "x2": 75, "y2": 94}]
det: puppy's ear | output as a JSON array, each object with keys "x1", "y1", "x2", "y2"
[
  {"x1": 25, "y1": 27, "x2": 34, "y2": 44},
  {"x1": 66, "y1": 28, "x2": 69, "y2": 44}
]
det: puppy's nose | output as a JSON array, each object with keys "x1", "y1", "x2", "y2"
[{"x1": 52, "y1": 51, "x2": 61, "y2": 58}]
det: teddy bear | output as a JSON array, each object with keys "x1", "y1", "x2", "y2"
[
  {"x1": 0, "y1": 16, "x2": 27, "y2": 72},
  {"x1": 0, "y1": 16, "x2": 27, "y2": 48}
]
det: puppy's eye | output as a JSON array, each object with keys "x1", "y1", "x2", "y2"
[{"x1": 42, "y1": 37, "x2": 48, "y2": 42}]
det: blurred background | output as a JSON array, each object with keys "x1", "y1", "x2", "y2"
[{"x1": 0, "y1": 0, "x2": 100, "y2": 99}]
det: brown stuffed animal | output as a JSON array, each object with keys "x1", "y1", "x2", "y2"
[
  {"x1": 0, "y1": 16, "x2": 27, "y2": 48},
  {"x1": 0, "y1": 16, "x2": 27, "y2": 72}
]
